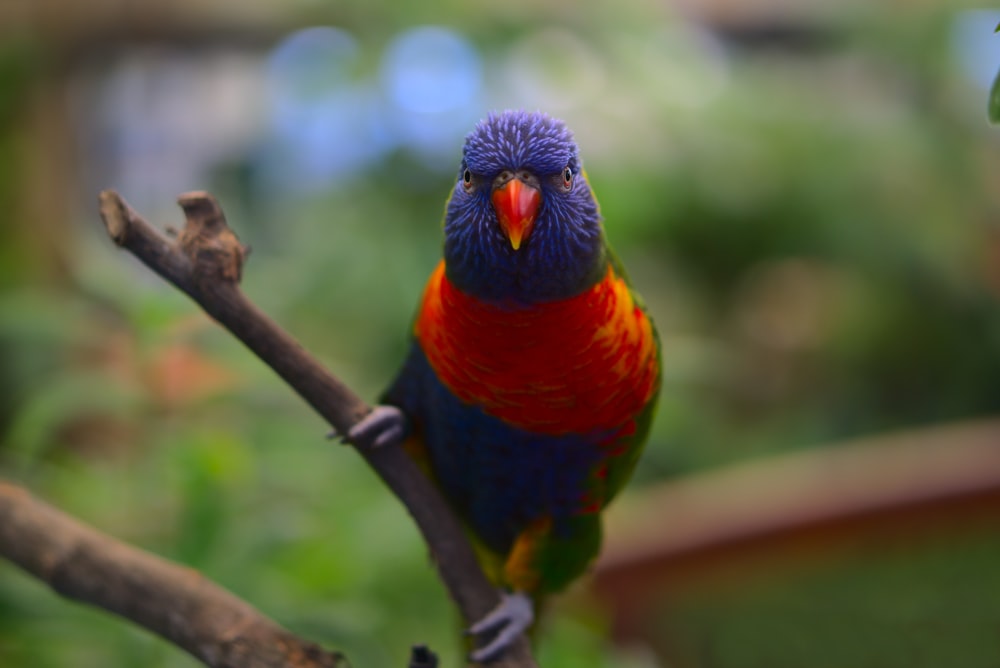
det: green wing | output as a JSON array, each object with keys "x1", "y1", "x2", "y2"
[{"x1": 598, "y1": 241, "x2": 662, "y2": 506}]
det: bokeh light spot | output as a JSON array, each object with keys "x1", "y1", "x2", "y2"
[
  {"x1": 951, "y1": 10, "x2": 1000, "y2": 89},
  {"x1": 267, "y1": 26, "x2": 359, "y2": 101},
  {"x1": 381, "y1": 26, "x2": 481, "y2": 114},
  {"x1": 265, "y1": 26, "x2": 390, "y2": 189},
  {"x1": 499, "y1": 29, "x2": 607, "y2": 111}
]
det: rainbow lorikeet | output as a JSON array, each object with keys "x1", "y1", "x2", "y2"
[{"x1": 349, "y1": 110, "x2": 660, "y2": 661}]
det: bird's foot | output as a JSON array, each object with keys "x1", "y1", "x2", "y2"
[
  {"x1": 332, "y1": 405, "x2": 407, "y2": 450},
  {"x1": 467, "y1": 591, "x2": 534, "y2": 663}
]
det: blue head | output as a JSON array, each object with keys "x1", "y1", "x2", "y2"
[{"x1": 443, "y1": 111, "x2": 606, "y2": 304}]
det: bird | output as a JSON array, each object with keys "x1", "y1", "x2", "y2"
[{"x1": 348, "y1": 110, "x2": 660, "y2": 662}]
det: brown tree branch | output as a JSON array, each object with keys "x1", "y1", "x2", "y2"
[
  {"x1": 0, "y1": 481, "x2": 346, "y2": 668},
  {"x1": 92, "y1": 190, "x2": 536, "y2": 667}
]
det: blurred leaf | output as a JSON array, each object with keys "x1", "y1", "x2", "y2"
[
  {"x1": 985, "y1": 22, "x2": 1000, "y2": 122},
  {"x1": 990, "y1": 66, "x2": 1000, "y2": 124}
]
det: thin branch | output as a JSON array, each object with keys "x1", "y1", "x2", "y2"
[
  {"x1": 96, "y1": 190, "x2": 537, "y2": 667},
  {"x1": 0, "y1": 481, "x2": 346, "y2": 668}
]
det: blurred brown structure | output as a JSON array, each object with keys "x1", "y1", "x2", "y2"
[{"x1": 594, "y1": 419, "x2": 1000, "y2": 663}]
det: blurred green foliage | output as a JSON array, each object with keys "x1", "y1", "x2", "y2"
[
  {"x1": 991, "y1": 22, "x2": 1000, "y2": 123},
  {"x1": 1, "y1": 3, "x2": 999, "y2": 667}
]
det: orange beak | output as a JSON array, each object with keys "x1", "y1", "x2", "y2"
[{"x1": 491, "y1": 178, "x2": 540, "y2": 250}]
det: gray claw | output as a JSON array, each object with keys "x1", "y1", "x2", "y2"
[
  {"x1": 468, "y1": 591, "x2": 534, "y2": 663},
  {"x1": 346, "y1": 405, "x2": 407, "y2": 450}
]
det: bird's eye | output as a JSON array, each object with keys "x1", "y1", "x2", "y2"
[
  {"x1": 462, "y1": 168, "x2": 473, "y2": 191},
  {"x1": 561, "y1": 166, "x2": 573, "y2": 190}
]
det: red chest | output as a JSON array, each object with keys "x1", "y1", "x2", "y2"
[{"x1": 414, "y1": 261, "x2": 659, "y2": 435}]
